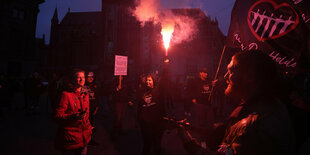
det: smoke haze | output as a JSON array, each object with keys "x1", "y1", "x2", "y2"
[
  {"x1": 132, "y1": 0, "x2": 202, "y2": 44},
  {"x1": 133, "y1": 0, "x2": 160, "y2": 24}
]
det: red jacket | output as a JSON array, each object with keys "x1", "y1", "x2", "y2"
[{"x1": 54, "y1": 91, "x2": 93, "y2": 150}]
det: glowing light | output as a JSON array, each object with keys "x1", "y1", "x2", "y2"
[{"x1": 161, "y1": 25, "x2": 174, "y2": 56}]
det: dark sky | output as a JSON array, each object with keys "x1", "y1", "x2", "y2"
[{"x1": 35, "y1": 0, "x2": 235, "y2": 44}]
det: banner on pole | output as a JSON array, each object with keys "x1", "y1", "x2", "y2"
[
  {"x1": 225, "y1": 0, "x2": 310, "y2": 75},
  {"x1": 114, "y1": 55, "x2": 128, "y2": 76}
]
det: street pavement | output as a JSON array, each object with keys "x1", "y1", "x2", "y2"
[{"x1": 1, "y1": 91, "x2": 232, "y2": 155}]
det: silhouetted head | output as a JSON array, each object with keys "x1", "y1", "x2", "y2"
[
  {"x1": 199, "y1": 67, "x2": 208, "y2": 81},
  {"x1": 86, "y1": 71, "x2": 95, "y2": 84},
  {"x1": 33, "y1": 72, "x2": 40, "y2": 79},
  {"x1": 224, "y1": 50, "x2": 279, "y2": 100}
]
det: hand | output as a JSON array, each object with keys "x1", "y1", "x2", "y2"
[
  {"x1": 93, "y1": 107, "x2": 99, "y2": 115},
  {"x1": 116, "y1": 75, "x2": 122, "y2": 91},
  {"x1": 128, "y1": 101, "x2": 134, "y2": 106},
  {"x1": 78, "y1": 112, "x2": 87, "y2": 120},
  {"x1": 179, "y1": 118, "x2": 191, "y2": 130},
  {"x1": 73, "y1": 110, "x2": 87, "y2": 120},
  {"x1": 212, "y1": 79, "x2": 218, "y2": 86},
  {"x1": 218, "y1": 144, "x2": 234, "y2": 155},
  {"x1": 116, "y1": 86, "x2": 121, "y2": 91}
]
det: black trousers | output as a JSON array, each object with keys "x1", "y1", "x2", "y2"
[{"x1": 140, "y1": 122, "x2": 164, "y2": 155}]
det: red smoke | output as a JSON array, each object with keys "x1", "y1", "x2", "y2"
[{"x1": 132, "y1": 0, "x2": 199, "y2": 45}]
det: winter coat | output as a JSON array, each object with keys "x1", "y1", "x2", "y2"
[{"x1": 54, "y1": 91, "x2": 93, "y2": 150}]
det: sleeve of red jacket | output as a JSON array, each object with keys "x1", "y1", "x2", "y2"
[{"x1": 54, "y1": 91, "x2": 76, "y2": 124}]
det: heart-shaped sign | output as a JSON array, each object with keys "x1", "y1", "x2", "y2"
[{"x1": 247, "y1": 0, "x2": 299, "y2": 41}]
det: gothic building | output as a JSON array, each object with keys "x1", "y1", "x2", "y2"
[
  {"x1": 48, "y1": 0, "x2": 225, "y2": 83},
  {"x1": 0, "y1": 0, "x2": 44, "y2": 78},
  {"x1": 48, "y1": 8, "x2": 104, "y2": 72},
  {"x1": 48, "y1": 0, "x2": 140, "y2": 81}
]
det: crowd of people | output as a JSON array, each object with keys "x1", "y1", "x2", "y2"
[{"x1": 0, "y1": 50, "x2": 309, "y2": 155}]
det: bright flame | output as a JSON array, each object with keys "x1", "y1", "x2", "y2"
[{"x1": 161, "y1": 25, "x2": 174, "y2": 56}]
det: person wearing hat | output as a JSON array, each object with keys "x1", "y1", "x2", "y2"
[
  {"x1": 85, "y1": 71, "x2": 100, "y2": 146},
  {"x1": 185, "y1": 67, "x2": 217, "y2": 129}
]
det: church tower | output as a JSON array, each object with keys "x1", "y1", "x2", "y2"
[{"x1": 50, "y1": 7, "x2": 59, "y2": 46}]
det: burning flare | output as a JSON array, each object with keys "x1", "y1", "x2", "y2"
[
  {"x1": 161, "y1": 25, "x2": 174, "y2": 56},
  {"x1": 132, "y1": 0, "x2": 199, "y2": 57}
]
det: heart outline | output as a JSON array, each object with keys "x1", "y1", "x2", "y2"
[{"x1": 247, "y1": 0, "x2": 299, "y2": 41}]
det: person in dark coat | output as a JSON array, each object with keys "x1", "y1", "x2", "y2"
[
  {"x1": 178, "y1": 50, "x2": 296, "y2": 155},
  {"x1": 137, "y1": 73, "x2": 166, "y2": 155},
  {"x1": 48, "y1": 73, "x2": 61, "y2": 112},
  {"x1": 29, "y1": 72, "x2": 43, "y2": 114},
  {"x1": 110, "y1": 75, "x2": 132, "y2": 141},
  {"x1": 185, "y1": 67, "x2": 217, "y2": 128},
  {"x1": 0, "y1": 74, "x2": 11, "y2": 115},
  {"x1": 85, "y1": 71, "x2": 100, "y2": 146},
  {"x1": 23, "y1": 74, "x2": 33, "y2": 110}
]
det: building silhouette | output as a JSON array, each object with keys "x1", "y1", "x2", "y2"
[
  {"x1": 48, "y1": 8, "x2": 105, "y2": 72},
  {"x1": 48, "y1": 0, "x2": 140, "y2": 82},
  {"x1": 47, "y1": 0, "x2": 225, "y2": 83},
  {"x1": 0, "y1": 0, "x2": 45, "y2": 78}
]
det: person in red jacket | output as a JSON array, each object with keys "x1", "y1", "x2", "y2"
[{"x1": 54, "y1": 69, "x2": 93, "y2": 155}]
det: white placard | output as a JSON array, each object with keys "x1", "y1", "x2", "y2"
[{"x1": 114, "y1": 55, "x2": 128, "y2": 76}]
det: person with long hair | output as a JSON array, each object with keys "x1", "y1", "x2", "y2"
[
  {"x1": 137, "y1": 73, "x2": 166, "y2": 155},
  {"x1": 85, "y1": 71, "x2": 100, "y2": 146},
  {"x1": 53, "y1": 69, "x2": 93, "y2": 155}
]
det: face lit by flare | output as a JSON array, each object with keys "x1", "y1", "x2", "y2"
[
  {"x1": 199, "y1": 72, "x2": 208, "y2": 81},
  {"x1": 87, "y1": 76, "x2": 94, "y2": 83},
  {"x1": 146, "y1": 76, "x2": 154, "y2": 88},
  {"x1": 75, "y1": 72, "x2": 85, "y2": 88},
  {"x1": 224, "y1": 58, "x2": 239, "y2": 97}
]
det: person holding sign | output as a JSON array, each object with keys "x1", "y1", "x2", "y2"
[
  {"x1": 110, "y1": 55, "x2": 132, "y2": 141},
  {"x1": 110, "y1": 75, "x2": 132, "y2": 141}
]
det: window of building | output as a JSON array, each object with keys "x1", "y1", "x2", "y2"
[
  {"x1": 107, "y1": 20, "x2": 114, "y2": 41},
  {"x1": 12, "y1": 9, "x2": 18, "y2": 18},
  {"x1": 19, "y1": 11, "x2": 25, "y2": 20},
  {"x1": 12, "y1": 9, "x2": 25, "y2": 20},
  {"x1": 107, "y1": 42, "x2": 114, "y2": 54}
]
